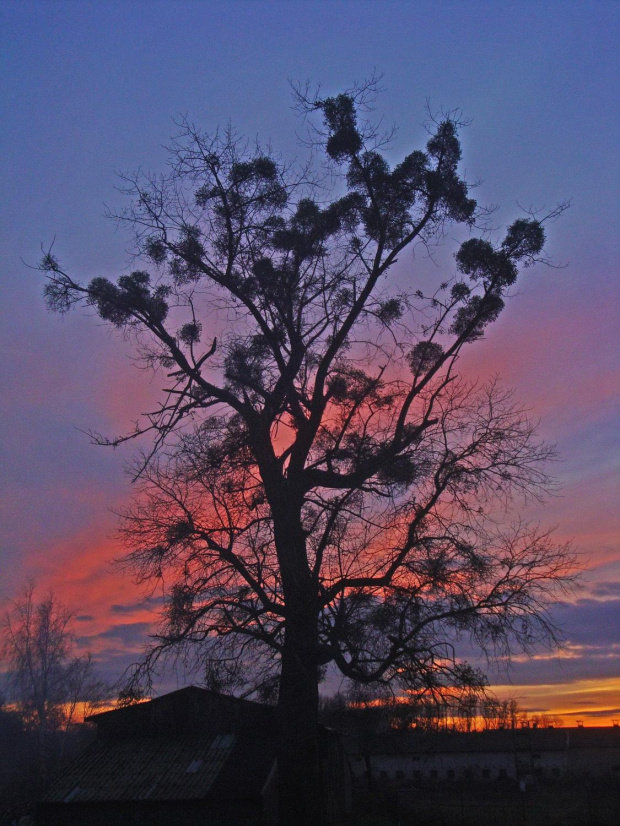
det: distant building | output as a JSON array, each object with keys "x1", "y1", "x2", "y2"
[
  {"x1": 347, "y1": 726, "x2": 620, "y2": 787},
  {"x1": 38, "y1": 686, "x2": 350, "y2": 826}
]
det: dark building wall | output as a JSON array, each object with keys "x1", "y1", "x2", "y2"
[{"x1": 347, "y1": 727, "x2": 620, "y2": 786}]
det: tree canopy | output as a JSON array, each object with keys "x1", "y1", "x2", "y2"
[{"x1": 40, "y1": 82, "x2": 573, "y2": 824}]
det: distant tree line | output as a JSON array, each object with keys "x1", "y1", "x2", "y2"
[{"x1": 321, "y1": 687, "x2": 564, "y2": 734}]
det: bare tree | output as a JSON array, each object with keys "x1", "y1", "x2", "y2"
[
  {"x1": 0, "y1": 583, "x2": 104, "y2": 780},
  {"x1": 40, "y1": 82, "x2": 574, "y2": 824}
]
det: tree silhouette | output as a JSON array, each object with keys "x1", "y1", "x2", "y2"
[
  {"x1": 41, "y1": 82, "x2": 573, "y2": 825},
  {"x1": 1, "y1": 583, "x2": 105, "y2": 782}
]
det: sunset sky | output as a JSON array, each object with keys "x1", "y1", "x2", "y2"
[{"x1": 1, "y1": 1, "x2": 618, "y2": 724}]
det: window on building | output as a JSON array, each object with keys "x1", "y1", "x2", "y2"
[
  {"x1": 380, "y1": 770, "x2": 388, "y2": 781},
  {"x1": 413, "y1": 770, "x2": 422, "y2": 781},
  {"x1": 482, "y1": 769, "x2": 490, "y2": 779},
  {"x1": 498, "y1": 768, "x2": 507, "y2": 779},
  {"x1": 447, "y1": 769, "x2": 455, "y2": 780},
  {"x1": 396, "y1": 770, "x2": 404, "y2": 780},
  {"x1": 430, "y1": 770, "x2": 438, "y2": 780}
]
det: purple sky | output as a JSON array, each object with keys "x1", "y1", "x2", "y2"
[{"x1": 1, "y1": 0, "x2": 618, "y2": 720}]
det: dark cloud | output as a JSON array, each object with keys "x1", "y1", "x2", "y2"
[
  {"x1": 89, "y1": 648, "x2": 200, "y2": 696},
  {"x1": 488, "y1": 650, "x2": 620, "y2": 686},
  {"x1": 75, "y1": 614, "x2": 95, "y2": 621},
  {"x1": 77, "y1": 621, "x2": 152, "y2": 652},
  {"x1": 562, "y1": 708, "x2": 620, "y2": 718},
  {"x1": 589, "y1": 581, "x2": 620, "y2": 598},
  {"x1": 473, "y1": 599, "x2": 620, "y2": 686},
  {"x1": 553, "y1": 598, "x2": 620, "y2": 646},
  {"x1": 89, "y1": 650, "x2": 147, "y2": 690},
  {"x1": 390, "y1": 596, "x2": 620, "y2": 688},
  {"x1": 98, "y1": 622, "x2": 152, "y2": 646},
  {"x1": 110, "y1": 597, "x2": 164, "y2": 615}
]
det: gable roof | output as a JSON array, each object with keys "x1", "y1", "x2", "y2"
[
  {"x1": 43, "y1": 734, "x2": 238, "y2": 803},
  {"x1": 85, "y1": 685, "x2": 270, "y2": 724},
  {"x1": 85, "y1": 685, "x2": 276, "y2": 741}
]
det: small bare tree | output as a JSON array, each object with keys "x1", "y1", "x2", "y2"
[
  {"x1": 39, "y1": 82, "x2": 574, "y2": 824},
  {"x1": 1, "y1": 583, "x2": 104, "y2": 780}
]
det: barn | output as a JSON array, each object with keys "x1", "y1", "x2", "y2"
[{"x1": 37, "y1": 686, "x2": 350, "y2": 825}]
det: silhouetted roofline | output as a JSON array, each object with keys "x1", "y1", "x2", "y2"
[
  {"x1": 351, "y1": 726, "x2": 620, "y2": 755},
  {"x1": 86, "y1": 685, "x2": 274, "y2": 723}
]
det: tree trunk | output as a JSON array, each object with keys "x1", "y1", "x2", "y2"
[
  {"x1": 270, "y1": 495, "x2": 323, "y2": 826},
  {"x1": 277, "y1": 603, "x2": 322, "y2": 826}
]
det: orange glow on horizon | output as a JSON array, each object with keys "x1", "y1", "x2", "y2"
[
  {"x1": 492, "y1": 677, "x2": 620, "y2": 728},
  {"x1": 347, "y1": 677, "x2": 620, "y2": 729}
]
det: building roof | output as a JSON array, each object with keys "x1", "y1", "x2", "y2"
[
  {"x1": 43, "y1": 687, "x2": 278, "y2": 806},
  {"x1": 352, "y1": 727, "x2": 620, "y2": 756},
  {"x1": 85, "y1": 685, "x2": 271, "y2": 725},
  {"x1": 43, "y1": 734, "x2": 239, "y2": 803},
  {"x1": 85, "y1": 685, "x2": 276, "y2": 741}
]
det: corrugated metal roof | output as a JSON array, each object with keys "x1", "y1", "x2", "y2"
[{"x1": 43, "y1": 734, "x2": 236, "y2": 803}]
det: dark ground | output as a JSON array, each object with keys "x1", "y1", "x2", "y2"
[{"x1": 346, "y1": 779, "x2": 620, "y2": 826}]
